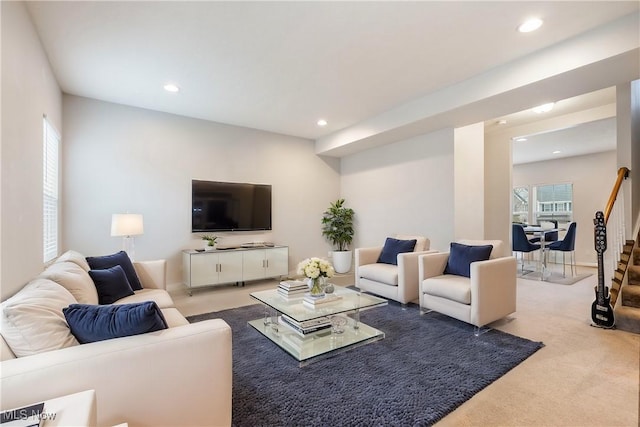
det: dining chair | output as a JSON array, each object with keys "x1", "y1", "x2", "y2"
[
  {"x1": 528, "y1": 220, "x2": 558, "y2": 243},
  {"x1": 512, "y1": 224, "x2": 541, "y2": 273},
  {"x1": 547, "y1": 222, "x2": 577, "y2": 277}
]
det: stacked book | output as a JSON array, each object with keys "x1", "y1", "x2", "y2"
[
  {"x1": 278, "y1": 314, "x2": 331, "y2": 337},
  {"x1": 277, "y1": 280, "x2": 308, "y2": 299},
  {"x1": 302, "y1": 294, "x2": 342, "y2": 308}
]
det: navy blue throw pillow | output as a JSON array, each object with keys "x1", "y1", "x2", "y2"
[
  {"x1": 63, "y1": 302, "x2": 168, "y2": 344},
  {"x1": 377, "y1": 238, "x2": 417, "y2": 265},
  {"x1": 444, "y1": 242, "x2": 493, "y2": 278},
  {"x1": 88, "y1": 265, "x2": 135, "y2": 304},
  {"x1": 86, "y1": 251, "x2": 143, "y2": 291}
]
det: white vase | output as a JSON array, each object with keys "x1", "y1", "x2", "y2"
[{"x1": 332, "y1": 250, "x2": 353, "y2": 274}]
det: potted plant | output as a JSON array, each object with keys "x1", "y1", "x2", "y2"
[
  {"x1": 321, "y1": 199, "x2": 355, "y2": 273},
  {"x1": 201, "y1": 235, "x2": 218, "y2": 251}
]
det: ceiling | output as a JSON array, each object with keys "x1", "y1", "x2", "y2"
[
  {"x1": 511, "y1": 116, "x2": 617, "y2": 165},
  {"x1": 487, "y1": 87, "x2": 618, "y2": 165},
  {"x1": 26, "y1": 1, "x2": 639, "y2": 145}
]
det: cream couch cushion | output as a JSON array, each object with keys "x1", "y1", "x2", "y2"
[
  {"x1": 161, "y1": 308, "x2": 190, "y2": 327},
  {"x1": 358, "y1": 263, "x2": 399, "y2": 286},
  {"x1": 1, "y1": 279, "x2": 79, "y2": 357},
  {"x1": 40, "y1": 261, "x2": 99, "y2": 305},
  {"x1": 56, "y1": 250, "x2": 91, "y2": 272},
  {"x1": 114, "y1": 289, "x2": 175, "y2": 309},
  {"x1": 422, "y1": 275, "x2": 471, "y2": 305}
]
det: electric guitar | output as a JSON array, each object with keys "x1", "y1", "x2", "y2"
[{"x1": 591, "y1": 211, "x2": 615, "y2": 328}]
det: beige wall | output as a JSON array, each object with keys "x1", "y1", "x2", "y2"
[
  {"x1": 513, "y1": 150, "x2": 616, "y2": 265},
  {"x1": 340, "y1": 128, "x2": 455, "y2": 253},
  {"x1": 62, "y1": 95, "x2": 341, "y2": 286},
  {"x1": 1, "y1": 2, "x2": 62, "y2": 299}
]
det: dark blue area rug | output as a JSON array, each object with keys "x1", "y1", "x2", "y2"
[{"x1": 188, "y1": 302, "x2": 543, "y2": 427}]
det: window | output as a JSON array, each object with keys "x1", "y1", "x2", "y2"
[
  {"x1": 512, "y1": 186, "x2": 529, "y2": 223},
  {"x1": 513, "y1": 183, "x2": 573, "y2": 226},
  {"x1": 532, "y1": 183, "x2": 573, "y2": 225},
  {"x1": 43, "y1": 117, "x2": 60, "y2": 262}
]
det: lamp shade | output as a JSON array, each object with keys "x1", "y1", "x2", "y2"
[{"x1": 111, "y1": 214, "x2": 144, "y2": 237}]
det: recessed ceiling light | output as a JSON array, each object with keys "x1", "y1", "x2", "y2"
[
  {"x1": 317, "y1": 119, "x2": 328, "y2": 127},
  {"x1": 497, "y1": 119, "x2": 507, "y2": 125},
  {"x1": 532, "y1": 102, "x2": 555, "y2": 114},
  {"x1": 552, "y1": 150, "x2": 562, "y2": 154},
  {"x1": 163, "y1": 83, "x2": 180, "y2": 93},
  {"x1": 518, "y1": 18, "x2": 543, "y2": 33},
  {"x1": 515, "y1": 137, "x2": 528, "y2": 142}
]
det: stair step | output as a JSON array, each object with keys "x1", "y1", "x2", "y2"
[
  {"x1": 613, "y1": 306, "x2": 640, "y2": 334},
  {"x1": 621, "y1": 253, "x2": 630, "y2": 263},
  {"x1": 621, "y1": 284, "x2": 640, "y2": 308},
  {"x1": 629, "y1": 265, "x2": 640, "y2": 285}
]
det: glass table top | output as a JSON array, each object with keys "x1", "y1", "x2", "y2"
[
  {"x1": 250, "y1": 286, "x2": 387, "y2": 323},
  {"x1": 248, "y1": 286, "x2": 388, "y2": 366}
]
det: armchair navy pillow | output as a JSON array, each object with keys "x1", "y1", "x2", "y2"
[
  {"x1": 377, "y1": 238, "x2": 417, "y2": 265},
  {"x1": 88, "y1": 265, "x2": 135, "y2": 304},
  {"x1": 444, "y1": 242, "x2": 493, "y2": 278},
  {"x1": 86, "y1": 250, "x2": 143, "y2": 290},
  {"x1": 63, "y1": 301, "x2": 168, "y2": 344}
]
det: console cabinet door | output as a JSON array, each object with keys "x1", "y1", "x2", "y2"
[
  {"x1": 217, "y1": 251, "x2": 244, "y2": 284},
  {"x1": 189, "y1": 252, "x2": 220, "y2": 287},
  {"x1": 265, "y1": 247, "x2": 288, "y2": 277},
  {"x1": 242, "y1": 249, "x2": 266, "y2": 281}
]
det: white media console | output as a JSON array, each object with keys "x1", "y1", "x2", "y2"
[{"x1": 182, "y1": 245, "x2": 289, "y2": 295}]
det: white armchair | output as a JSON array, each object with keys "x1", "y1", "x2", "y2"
[
  {"x1": 355, "y1": 235, "x2": 435, "y2": 305},
  {"x1": 418, "y1": 240, "x2": 517, "y2": 331}
]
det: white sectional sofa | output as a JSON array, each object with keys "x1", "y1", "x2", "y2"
[{"x1": 0, "y1": 250, "x2": 232, "y2": 427}]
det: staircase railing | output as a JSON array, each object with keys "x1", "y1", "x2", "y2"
[
  {"x1": 604, "y1": 167, "x2": 630, "y2": 224},
  {"x1": 602, "y1": 167, "x2": 630, "y2": 307}
]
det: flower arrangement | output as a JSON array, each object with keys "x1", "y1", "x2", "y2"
[
  {"x1": 297, "y1": 257, "x2": 335, "y2": 297},
  {"x1": 297, "y1": 257, "x2": 335, "y2": 280}
]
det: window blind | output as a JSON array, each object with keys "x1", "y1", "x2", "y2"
[{"x1": 43, "y1": 117, "x2": 60, "y2": 263}]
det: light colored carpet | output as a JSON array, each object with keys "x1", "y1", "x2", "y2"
[{"x1": 520, "y1": 271, "x2": 592, "y2": 285}]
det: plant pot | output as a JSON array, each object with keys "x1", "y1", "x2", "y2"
[{"x1": 332, "y1": 250, "x2": 352, "y2": 274}]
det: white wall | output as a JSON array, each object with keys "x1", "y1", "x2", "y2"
[
  {"x1": 484, "y1": 133, "x2": 512, "y2": 254},
  {"x1": 513, "y1": 150, "x2": 617, "y2": 265},
  {"x1": 454, "y1": 123, "x2": 485, "y2": 241},
  {"x1": 341, "y1": 128, "x2": 455, "y2": 252},
  {"x1": 1, "y1": 2, "x2": 62, "y2": 299},
  {"x1": 62, "y1": 96, "x2": 340, "y2": 286},
  {"x1": 631, "y1": 80, "x2": 640, "y2": 230}
]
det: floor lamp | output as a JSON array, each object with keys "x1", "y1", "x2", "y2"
[{"x1": 111, "y1": 213, "x2": 144, "y2": 261}]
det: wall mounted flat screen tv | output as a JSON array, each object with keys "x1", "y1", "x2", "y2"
[{"x1": 192, "y1": 180, "x2": 272, "y2": 232}]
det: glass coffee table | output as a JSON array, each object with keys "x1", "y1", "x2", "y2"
[{"x1": 249, "y1": 286, "x2": 387, "y2": 366}]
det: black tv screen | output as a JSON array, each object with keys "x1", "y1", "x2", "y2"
[{"x1": 192, "y1": 180, "x2": 272, "y2": 232}]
